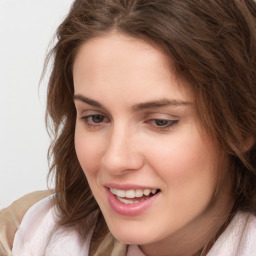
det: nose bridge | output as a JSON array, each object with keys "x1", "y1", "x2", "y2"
[{"x1": 102, "y1": 122, "x2": 143, "y2": 173}]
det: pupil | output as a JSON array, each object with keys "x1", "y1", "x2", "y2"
[
  {"x1": 156, "y1": 120, "x2": 169, "y2": 126},
  {"x1": 93, "y1": 115, "x2": 104, "y2": 123}
]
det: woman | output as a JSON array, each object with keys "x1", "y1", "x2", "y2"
[{"x1": 1, "y1": 0, "x2": 256, "y2": 255}]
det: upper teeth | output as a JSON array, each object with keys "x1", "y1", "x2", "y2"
[{"x1": 110, "y1": 188, "x2": 157, "y2": 198}]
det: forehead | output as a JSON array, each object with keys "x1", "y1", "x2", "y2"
[{"x1": 73, "y1": 33, "x2": 193, "y2": 104}]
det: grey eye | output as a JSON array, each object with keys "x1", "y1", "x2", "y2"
[
  {"x1": 91, "y1": 115, "x2": 105, "y2": 123},
  {"x1": 155, "y1": 119, "x2": 171, "y2": 126}
]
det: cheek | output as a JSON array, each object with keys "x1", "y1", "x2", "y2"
[
  {"x1": 144, "y1": 127, "x2": 219, "y2": 192},
  {"x1": 74, "y1": 126, "x2": 104, "y2": 178},
  {"x1": 143, "y1": 130, "x2": 220, "y2": 227}
]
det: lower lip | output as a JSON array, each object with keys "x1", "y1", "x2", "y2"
[{"x1": 105, "y1": 188, "x2": 160, "y2": 216}]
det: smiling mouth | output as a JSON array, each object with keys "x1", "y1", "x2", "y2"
[{"x1": 109, "y1": 188, "x2": 160, "y2": 204}]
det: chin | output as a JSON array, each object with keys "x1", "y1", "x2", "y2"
[
  {"x1": 108, "y1": 224, "x2": 157, "y2": 245},
  {"x1": 113, "y1": 234, "x2": 150, "y2": 245}
]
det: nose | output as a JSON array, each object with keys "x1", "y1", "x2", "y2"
[{"x1": 101, "y1": 125, "x2": 144, "y2": 175}]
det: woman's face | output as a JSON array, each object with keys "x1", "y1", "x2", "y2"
[{"x1": 73, "y1": 33, "x2": 232, "y2": 253}]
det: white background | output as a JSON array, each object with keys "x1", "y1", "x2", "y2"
[{"x1": 0, "y1": 0, "x2": 74, "y2": 208}]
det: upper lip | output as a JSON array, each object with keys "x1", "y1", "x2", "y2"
[{"x1": 104, "y1": 183, "x2": 159, "y2": 190}]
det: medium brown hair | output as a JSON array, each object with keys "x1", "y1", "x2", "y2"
[{"x1": 46, "y1": 0, "x2": 256, "y2": 236}]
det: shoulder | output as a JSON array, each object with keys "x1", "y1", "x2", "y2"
[
  {"x1": 11, "y1": 193, "x2": 95, "y2": 256},
  {"x1": 239, "y1": 212, "x2": 256, "y2": 253},
  {"x1": 1, "y1": 191, "x2": 126, "y2": 256},
  {"x1": 0, "y1": 190, "x2": 53, "y2": 256},
  {"x1": 208, "y1": 211, "x2": 256, "y2": 256}
]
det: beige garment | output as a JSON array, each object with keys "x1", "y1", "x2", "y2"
[
  {"x1": 0, "y1": 190, "x2": 127, "y2": 256},
  {"x1": 0, "y1": 190, "x2": 53, "y2": 256}
]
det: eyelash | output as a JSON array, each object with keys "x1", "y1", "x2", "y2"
[
  {"x1": 80, "y1": 114, "x2": 109, "y2": 128},
  {"x1": 80, "y1": 114, "x2": 179, "y2": 131},
  {"x1": 146, "y1": 119, "x2": 179, "y2": 130}
]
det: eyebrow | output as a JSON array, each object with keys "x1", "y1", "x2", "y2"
[
  {"x1": 73, "y1": 94, "x2": 191, "y2": 111},
  {"x1": 74, "y1": 94, "x2": 104, "y2": 108},
  {"x1": 132, "y1": 98, "x2": 191, "y2": 111}
]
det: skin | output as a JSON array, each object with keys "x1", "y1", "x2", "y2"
[{"x1": 73, "y1": 33, "x2": 234, "y2": 256}]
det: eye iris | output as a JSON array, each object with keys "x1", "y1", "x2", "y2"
[
  {"x1": 155, "y1": 119, "x2": 170, "y2": 126},
  {"x1": 92, "y1": 115, "x2": 104, "y2": 123}
]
